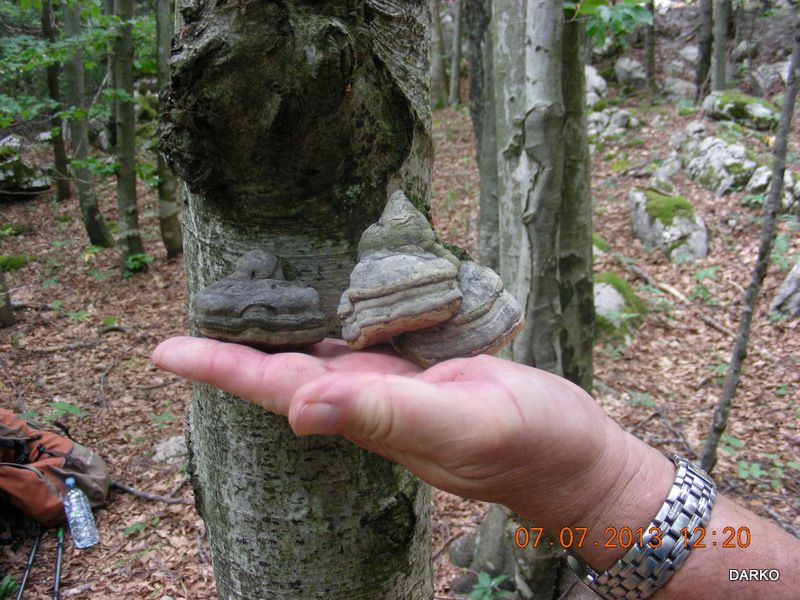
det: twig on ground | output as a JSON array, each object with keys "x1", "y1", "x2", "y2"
[
  {"x1": 630, "y1": 410, "x2": 660, "y2": 434},
  {"x1": 433, "y1": 531, "x2": 465, "y2": 562},
  {"x1": 26, "y1": 339, "x2": 104, "y2": 354},
  {"x1": 0, "y1": 355, "x2": 24, "y2": 411},
  {"x1": 169, "y1": 478, "x2": 189, "y2": 498},
  {"x1": 111, "y1": 480, "x2": 193, "y2": 505}
]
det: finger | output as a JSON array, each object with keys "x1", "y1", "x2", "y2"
[{"x1": 151, "y1": 336, "x2": 328, "y2": 414}]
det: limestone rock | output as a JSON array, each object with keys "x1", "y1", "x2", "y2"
[
  {"x1": 745, "y1": 165, "x2": 772, "y2": 195},
  {"x1": 194, "y1": 249, "x2": 327, "y2": 350},
  {"x1": 679, "y1": 46, "x2": 699, "y2": 64},
  {"x1": 702, "y1": 91, "x2": 779, "y2": 131},
  {"x1": 338, "y1": 191, "x2": 462, "y2": 349},
  {"x1": 684, "y1": 137, "x2": 757, "y2": 195},
  {"x1": 614, "y1": 57, "x2": 646, "y2": 88},
  {"x1": 770, "y1": 263, "x2": 800, "y2": 317},
  {"x1": 594, "y1": 272, "x2": 646, "y2": 343},
  {"x1": 744, "y1": 166, "x2": 797, "y2": 210},
  {"x1": 732, "y1": 40, "x2": 758, "y2": 62},
  {"x1": 588, "y1": 108, "x2": 640, "y2": 140},
  {"x1": 663, "y1": 77, "x2": 695, "y2": 99},
  {"x1": 585, "y1": 65, "x2": 607, "y2": 109},
  {"x1": 391, "y1": 261, "x2": 524, "y2": 367},
  {"x1": 629, "y1": 188, "x2": 708, "y2": 262},
  {"x1": 0, "y1": 135, "x2": 51, "y2": 200},
  {"x1": 152, "y1": 435, "x2": 188, "y2": 465}
]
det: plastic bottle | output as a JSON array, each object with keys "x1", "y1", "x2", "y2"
[{"x1": 63, "y1": 477, "x2": 99, "y2": 549}]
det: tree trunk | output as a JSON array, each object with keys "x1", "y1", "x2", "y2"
[
  {"x1": 0, "y1": 269, "x2": 13, "y2": 328},
  {"x1": 464, "y1": 0, "x2": 498, "y2": 270},
  {"x1": 105, "y1": 0, "x2": 117, "y2": 151},
  {"x1": 712, "y1": 0, "x2": 728, "y2": 90},
  {"x1": 64, "y1": 5, "x2": 115, "y2": 248},
  {"x1": 160, "y1": 1, "x2": 433, "y2": 597},
  {"x1": 493, "y1": 0, "x2": 564, "y2": 373},
  {"x1": 700, "y1": 28, "x2": 800, "y2": 473},
  {"x1": 644, "y1": 0, "x2": 657, "y2": 95},
  {"x1": 114, "y1": 0, "x2": 144, "y2": 261},
  {"x1": 430, "y1": 0, "x2": 449, "y2": 108},
  {"x1": 155, "y1": 0, "x2": 182, "y2": 258},
  {"x1": 697, "y1": 0, "x2": 713, "y2": 101},
  {"x1": 40, "y1": 0, "x2": 72, "y2": 202},
  {"x1": 448, "y1": 0, "x2": 463, "y2": 105},
  {"x1": 560, "y1": 16, "x2": 594, "y2": 393}
]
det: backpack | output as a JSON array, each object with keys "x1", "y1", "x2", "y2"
[{"x1": 0, "y1": 409, "x2": 110, "y2": 527}]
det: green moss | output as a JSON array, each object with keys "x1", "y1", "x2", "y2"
[
  {"x1": 441, "y1": 241, "x2": 472, "y2": 262},
  {"x1": 0, "y1": 255, "x2": 34, "y2": 271},
  {"x1": 594, "y1": 271, "x2": 647, "y2": 317},
  {"x1": 406, "y1": 192, "x2": 432, "y2": 223},
  {"x1": 277, "y1": 257, "x2": 297, "y2": 281},
  {"x1": 592, "y1": 233, "x2": 611, "y2": 252},
  {"x1": 592, "y1": 98, "x2": 608, "y2": 111},
  {"x1": 625, "y1": 137, "x2": 647, "y2": 149},
  {"x1": 717, "y1": 90, "x2": 776, "y2": 112},
  {"x1": 644, "y1": 190, "x2": 694, "y2": 226}
]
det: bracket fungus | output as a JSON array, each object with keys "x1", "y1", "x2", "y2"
[
  {"x1": 339, "y1": 191, "x2": 524, "y2": 365},
  {"x1": 193, "y1": 249, "x2": 326, "y2": 350}
]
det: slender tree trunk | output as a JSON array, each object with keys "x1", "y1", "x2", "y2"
[
  {"x1": 40, "y1": 0, "x2": 72, "y2": 202},
  {"x1": 431, "y1": 0, "x2": 449, "y2": 108},
  {"x1": 560, "y1": 16, "x2": 594, "y2": 393},
  {"x1": 0, "y1": 269, "x2": 13, "y2": 328},
  {"x1": 64, "y1": 5, "x2": 115, "y2": 248},
  {"x1": 493, "y1": 0, "x2": 564, "y2": 373},
  {"x1": 448, "y1": 0, "x2": 463, "y2": 105},
  {"x1": 644, "y1": 0, "x2": 657, "y2": 95},
  {"x1": 160, "y1": 1, "x2": 433, "y2": 597},
  {"x1": 114, "y1": 0, "x2": 144, "y2": 261},
  {"x1": 712, "y1": 0, "x2": 729, "y2": 90},
  {"x1": 700, "y1": 28, "x2": 800, "y2": 473},
  {"x1": 105, "y1": 0, "x2": 117, "y2": 151},
  {"x1": 697, "y1": 0, "x2": 713, "y2": 101},
  {"x1": 155, "y1": 0, "x2": 182, "y2": 258},
  {"x1": 465, "y1": 0, "x2": 498, "y2": 270}
]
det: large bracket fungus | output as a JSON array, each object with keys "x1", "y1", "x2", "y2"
[
  {"x1": 339, "y1": 191, "x2": 524, "y2": 365},
  {"x1": 193, "y1": 250, "x2": 327, "y2": 350}
]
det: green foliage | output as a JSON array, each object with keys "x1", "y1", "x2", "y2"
[
  {"x1": 566, "y1": 0, "x2": 653, "y2": 48},
  {"x1": 690, "y1": 266, "x2": 719, "y2": 304},
  {"x1": 468, "y1": 572, "x2": 512, "y2": 600},
  {"x1": 0, "y1": 223, "x2": 27, "y2": 237},
  {"x1": 739, "y1": 192, "x2": 765, "y2": 207},
  {"x1": 592, "y1": 233, "x2": 611, "y2": 252},
  {"x1": 0, "y1": 255, "x2": 34, "y2": 271},
  {"x1": 719, "y1": 434, "x2": 744, "y2": 456},
  {"x1": 705, "y1": 355, "x2": 728, "y2": 386},
  {"x1": 149, "y1": 410, "x2": 175, "y2": 428},
  {"x1": 643, "y1": 190, "x2": 694, "y2": 226},
  {"x1": 21, "y1": 400, "x2": 86, "y2": 423},
  {"x1": 123, "y1": 516, "x2": 161, "y2": 537},
  {"x1": 770, "y1": 233, "x2": 793, "y2": 271},
  {"x1": 0, "y1": 575, "x2": 19, "y2": 600},
  {"x1": 123, "y1": 252, "x2": 154, "y2": 277},
  {"x1": 625, "y1": 390, "x2": 655, "y2": 407}
]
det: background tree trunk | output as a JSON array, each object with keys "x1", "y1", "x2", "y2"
[
  {"x1": 493, "y1": 0, "x2": 564, "y2": 373},
  {"x1": 430, "y1": 0, "x2": 449, "y2": 108},
  {"x1": 645, "y1": 0, "x2": 657, "y2": 95},
  {"x1": 160, "y1": 1, "x2": 433, "y2": 597},
  {"x1": 700, "y1": 28, "x2": 799, "y2": 472},
  {"x1": 464, "y1": 0, "x2": 499, "y2": 270},
  {"x1": 155, "y1": 0, "x2": 182, "y2": 258},
  {"x1": 560, "y1": 16, "x2": 594, "y2": 393},
  {"x1": 697, "y1": 0, "x2": 713, "y2": 100},
  {"x1": 64, "y1": 5, "x2": 115, "y2": 248},
  {"x1": 114, "y1": 0, "x2": 144, "y2": 262},
  {"x1": 40, "y1": 0, "x2": 72, "y2": 202},
  {"x1": 712, "y1": 0, "x2": 729, "y2": 90},
  {"x1": 0, "y1": 269, "x2": 14, "y2": 328},
  {"x1": 448, "y1": 0, "x2": 463, "y2": 105}
]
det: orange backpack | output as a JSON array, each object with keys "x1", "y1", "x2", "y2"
[{"x1": 0, "y1": 409, "x2": 109, "y2": 526}]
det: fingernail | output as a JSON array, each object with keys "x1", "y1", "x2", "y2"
[{"x1": 295, "y1": 402, "x2": 340, "y2": 435}]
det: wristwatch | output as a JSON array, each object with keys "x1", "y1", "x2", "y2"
[{"x1": 565, "y1": 452, "x2": 717, "y2": 599}]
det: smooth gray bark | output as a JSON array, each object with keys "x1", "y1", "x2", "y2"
[
  {"x1": 493, "y1": 0, "x2": 564, "y2": 373},
  {"x1": 465, "y1": 0, "x2": 498, "y2": 270},
  {"x1": 712, "y1": 0, "x2": 729, "y2": 90},
  {"x1": 64, "y1": 5, "x2": 114, "y2": 248},
  {"x1": 114, "y1": 0, "x2": 144, "y2": 260},
  {"x1": 41, "y1": 0, "x2": 72, "y2": 202},
  {"x1": 0, "y1": 269, "x2": 13, "y2": 328},
  {"x1": 560, "y1": 18, "x2": 594, "y2": 393},
  {"x1": 155, "y1": 0, "x2": 182, "y2": 258},
  {"x1": 645, "y1": 0, "x2": 657, "y2": 94},
  {"x1": 697, "y1": 0, "x2": 713, "y2": 100},
  {"x1": 448, "y1": 0, "x2": 463, "y2": 105},
  {"x1": 431, "y1": 0, "x2": 449, "y2": 107},
  {"x1": 700, "y1": 27, "x2": 800, "y2": 473},
  {"x1": 160, "y1": 1, "x2": 433, "y2": 597}
]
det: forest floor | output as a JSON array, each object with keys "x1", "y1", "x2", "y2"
[{"x1": 2, "y1": 36, "x2": 800, "y2": 600}]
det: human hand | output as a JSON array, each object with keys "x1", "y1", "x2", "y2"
[{"x1": 151, "y1": 337, "x2": 639, "y2": 529}]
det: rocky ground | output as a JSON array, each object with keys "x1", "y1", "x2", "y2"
[{"x1": 1, "y1": 7, "x2": 799, "y2": 600}]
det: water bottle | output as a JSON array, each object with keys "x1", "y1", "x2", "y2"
[{"x1": 63, "y1": 477, "x2": 99, "y2": 549}]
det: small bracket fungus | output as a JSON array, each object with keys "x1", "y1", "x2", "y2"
[
  {"x1": 338, "y1": 191, "x2": 463, "y2": 349},
  {"x1": 339, "y1": 191, "x2": 524, "y2": 364},
  {"x1": 392, "y1": 261, "x2": 524, "y2": 367},
  {"x1": 193, "y1": 249, "x2": 326, "y2": 350}
]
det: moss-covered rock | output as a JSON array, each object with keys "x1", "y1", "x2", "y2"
[
  {"x1": 644, "y1": 190, "x2": 694, "y2": 226},
  {"x1": 702, "y1": 90, "x2": 779, "y2": 131},
  {"x1": 594, "y1": 271, "x2": 646, "y2": 342},
  {"x1": 592, "y1": 233, "x2": 610, "y2": 255},
  {"x1": 629, "y1": 188, "x2": 708, "y2": 262},
  {"x1": 0, "y1": 255, "x2": 34, "y2": 271}
]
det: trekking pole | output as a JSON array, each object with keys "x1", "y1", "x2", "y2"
[
  {"x1": 52, "y1": 526, "x2": 64, "y2": 599},
  {"x1": 15, "y1": 529, "x2": 42, "y2": 600}
]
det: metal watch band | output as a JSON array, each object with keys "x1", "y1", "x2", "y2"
[{"x1": 565, "y1": 452, "x2": 717, "y2": 599}]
